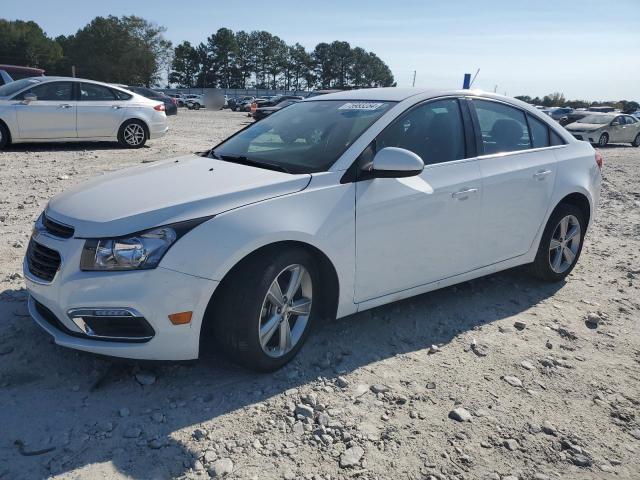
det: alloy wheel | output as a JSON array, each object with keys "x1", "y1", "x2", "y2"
[
  {"x1": 123, "y1": 123, "x2": 145, "y2": 146},
  {"x1": 548, "y1": 214, "x2": 581, "y2": 274},
  {"x1": 258, "y1": 264, "x2": 312, "y2": 358},
  {"x1": 598, "y1": 134, "x2": 608, "y2": 147}
]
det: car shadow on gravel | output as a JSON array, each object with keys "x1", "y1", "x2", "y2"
[
  {"x1": 1, "y1": 142, "x2": 148, "y2": 152},
  {"x1": 0, "y1": 267, "x2": 563, "y2": 478}
]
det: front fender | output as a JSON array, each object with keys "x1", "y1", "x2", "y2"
[{"x1": 160, "y1": 172, "x2": 358, "y2": 317}]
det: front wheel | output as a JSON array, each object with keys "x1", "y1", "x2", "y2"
[
  {"x1": 0, "y1": 122, "x2": 9, "y2": 149},
  {"x1": 597, "y1": 133, "x2": 609, "y2": 147},
  {"x1": 529, "y1": 203, "x2": 585, "y2": 282},
  {"x1": 118, "y1": 120, "x2": 147, "y2": 148},
  {"x1": 209, "y1": 248, "x2": 319, "y2": 371},
  {"x1": 632, "y1": 133, "x2": 640, "y2": 147}
]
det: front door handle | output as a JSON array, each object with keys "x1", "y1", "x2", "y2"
[
  {"x1": 111, "y1": 105, "x2": 123, "y2": 109},
  {"x1": 58, "y1": 104, "x2": 73, "y2": 109},
  {"x1": 451, "y1": 188, "x2": 478, "y2": 199},
  {"x1": 533, "y1": 169, "x2": 552, "y2": 179}
]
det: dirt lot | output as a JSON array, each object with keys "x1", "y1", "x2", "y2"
[{"x1": 0, "y1": 110, "x2": 639, "y2": 480}]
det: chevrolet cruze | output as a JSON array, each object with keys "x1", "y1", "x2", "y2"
[
  {"x1": 24, "y1": 88, "x2": 602, "y2": 371},
  {"x1": 0, "y1": 77, "x2": 168, "y2": 149}
]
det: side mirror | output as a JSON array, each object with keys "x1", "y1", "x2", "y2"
[
  {"x1": 23, "y1": 93, "x2": 37, "y2": 103},
  {"x1": 610, "y1": 121, "x2": 620, "y2": 126},
  {"x1": 366, "y1": 147, "x2": 425, "y2": 178}
]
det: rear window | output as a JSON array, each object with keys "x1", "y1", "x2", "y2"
[
  {"x1": 527, "y1": 114, "x2": 550, "y2": 148},
  {"x1": 473, "y1": 100, "x2": 532, "y2": 155}
]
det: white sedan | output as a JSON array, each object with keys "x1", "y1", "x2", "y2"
[
  {"x1": 24, "y1": 88, "x2": 601, "y2": 371},
  {"x1": 0, "y1": 77, "x2": 168, "y2": 149}
]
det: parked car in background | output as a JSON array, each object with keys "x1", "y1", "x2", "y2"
[
  {"x1": 306, "y1": 89, "x2": 342, "y2": 97},
  {"x1": 168, "y1": 93, "x2": 186, "y2": 107},
  {"x1": 0, "y1": 77, "x2": 168, "y2": 149},
  {"x1": 185, "y1": 94, "x2": 204, "y2": 110},
  {"x1": 588, "y1": 106, "x2": 615, "y2": 113},
  {"x1": 545, "y1": 107, "x2": 574, "y2": 122},
  {"x1": 252, "y1": 98, "x2": 300, "y2": 120},
  {"x1": 565, "y1": 113, "x2": 640, "y2": 147},
  {"x1": 124, "y1": 86, "x2": 178, "y2": 116},
  {"x1": 0, "y1": 65, "x2": 45, "y2": 86},
  {"x1": 228, "y1": 96, "x2": 254, "y2": 111},
  {"x1": 23, "y1": 88, "x2": 600, "y2": 371},
  {"x1": 559, "y1": 110, "x2": 592, "y2": 126}
]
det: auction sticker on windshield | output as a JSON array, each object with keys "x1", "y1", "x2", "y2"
[{"x1": 338, "y1": 102, "x2": 385, "y2": 110}]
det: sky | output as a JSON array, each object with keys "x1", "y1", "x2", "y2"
[{"x1": 3, "y1": 0, "x2": 638, "y2": 101}]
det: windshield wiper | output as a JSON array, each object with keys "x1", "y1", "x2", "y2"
[{"x1": 210, "y1": 151, "x2": 291, "y2": 174}]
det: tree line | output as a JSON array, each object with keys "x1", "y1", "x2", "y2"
[
  {"x1": 515, "y1": 92, "x2": 639, "y2": 113},
  {"x1": 0, "y1": 18, "x2": 395, "y2": 90},
  {"x1": 169, "y1": 28, "x2": 395, "y2": 90}
]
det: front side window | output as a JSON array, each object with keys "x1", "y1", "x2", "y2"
[
  {"x1": 527, "y1": 114, "x2": 550, "y2": 148},
  {"x1": 79, "y1": 83, "x2": 116, "y2": 101},
  {"x1": 474, "y1": 100, "x2": 531, "y2": 155},
  {"x1": 18, "y1": 81, "x2": 73, "y2": 101},
  {"x1": 213, "y1": 100, "x2": 394, "y2": 173},
  {"x1": 375, "y1": 98, "x2": 466, "y2": 165}
]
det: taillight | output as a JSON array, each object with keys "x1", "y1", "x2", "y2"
[
  {"x1": 171, "y1": 98, "x2": 177, "y2": 106},
  {"x1": 595, "y1": 150, "x2": 603, "y2": 170},
  {"x1": 154, "y1": 103, "x2": 165, "y2": 112},
  {"x1": 250, "y1": 102, "x2": 257, "y2": 113}
]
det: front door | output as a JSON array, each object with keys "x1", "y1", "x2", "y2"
[
  {"x1": 469, "y1": 99, "x2": 557, "y2": 265},
  {"x1": 13, "y1": 81, "x2": 76, "y2": 139},
  {"x1": 76, "y1": 82, "x2": 126, "y2": 138},
  {"x1": 354, "y1": 98, "x2": 482, "y2": 303}
]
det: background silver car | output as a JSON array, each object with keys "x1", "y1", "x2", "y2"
[
  {"x1": 565, "y1": 113, "x2": 640, "y2": 147},
  {"x1": 0, "y1": 77, "x2": 168, "y2": 149}
]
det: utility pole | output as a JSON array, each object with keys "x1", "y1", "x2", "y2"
[
  {"x1": 412, "y1": 70, "x2": 416, "y2": 88},
  {"x1": 71, "y1": 65, "x2": 76, "y2": 78},
  {"x1": 494, "y1": 85, "x2": 498, "y2": 93}
]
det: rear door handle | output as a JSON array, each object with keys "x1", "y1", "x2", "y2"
[
  {"x1": 58, "y1": 104, "x2": 73, "y2": 109},
  {"x1": 451, "y1": 188, "x2": 478, "y2": 199},
  {"x1": 533, "y1": 169, "x2": 552, "y2": 179},
  {"x1": 111, "y1": 105, "x2": 123, "y2": 109}
]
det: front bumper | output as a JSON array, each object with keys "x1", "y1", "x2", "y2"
[
  {"x1": 23, "y1": 232, "x2": 217, "y2": 360},
  {"x1": 568, "y1": 131, "x2": 600, "y2": 143}
]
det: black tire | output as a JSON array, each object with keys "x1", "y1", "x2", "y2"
[
  {"x1": 0, "y1": 122, "x2": 9, "y2": 149},
  {"x1": 597, "y1": 133, "x2": 609, "y2": 147},
  {"x1": 632, "y1": 133, "x2": 640, "y2": 147},
  {"x1": 529, "y1": 203, "x2": 586, "y2": 282},
  {"x1": 208, "y1": 247, "x2": 321, "y2": 372},
  {"x1": 193, "y1": 103, "x2": 200, "y2": 110},
  {"x1": 117, "y1": 119, "x2": 147, "y2": 149}
]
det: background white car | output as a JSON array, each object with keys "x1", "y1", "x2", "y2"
[
  {"x1": 185, "y1": 94, "x2": 204, "y2": 110},
  {"x1": 0, "y1": 77, "x2": 168, "y2": 149},
  {"x1": 24, "y1": 89, "x2": 601, "y2": 371},
  {"x1": 565, "y1": 113, "x2": 640, "y2": 147}
]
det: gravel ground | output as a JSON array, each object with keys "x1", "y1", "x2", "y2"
[{"x1": 0, "y1": 110, "x2": 639, "y2": 480}]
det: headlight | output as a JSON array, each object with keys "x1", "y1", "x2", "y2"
[{"x1": 80, "y1": 217, "x2": 211, "y2": 271}]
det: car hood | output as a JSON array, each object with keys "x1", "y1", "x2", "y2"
[
  {"x1": 566, "y1": 123, "x2": 604, "y2": 132},
  {"x1": 46, "y1": 154, "x2": 311, "y2": 238}
]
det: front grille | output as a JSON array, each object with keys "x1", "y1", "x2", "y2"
[
  {"x1": 27, "y1": 240, "x2": 61, "y2": 282},
  {"x1": 42, "y1": 214, "x2": 74, "y2": 238}
]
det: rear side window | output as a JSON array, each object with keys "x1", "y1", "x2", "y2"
[
  {"x1": 114, "y1": 90, "x2": 132, "y2": 100},
  {"x1": 17, "y1": 81, "x2": 73, "y2": 101},
  {"x1": 527, "y1": 114, "x2": 550, "y2": 148},
  {"x1": 80, "y1": 83, "x2": 116, "y2": 101},
  {"x1": 473, "y1": 100, "x2": 531, "y2": 155},
  {"x1": 550, "y1": 131, "x2": 566, "y2": 146},
  {"x1": 376, "y1": 98, "x2": 466, "y2": 165}
]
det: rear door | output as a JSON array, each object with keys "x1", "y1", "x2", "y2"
[
  {"x1": 76, "y1": 83, "x2": 126, "y2": 138},
  {"x1": 354, "y1": 97, "x2": 483, "y2": 302},
  {"x1": 13, "y1": 81, "x2": 76, "y2": 139},
  {"x1": 622, "y1": 116, "x2": 640, "y2": 142},
  {"x1": 469, "y1": 99, "x2": 558, "y2": 265}
]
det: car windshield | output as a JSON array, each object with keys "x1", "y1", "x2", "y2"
[
  {"x1": 577, "y1": 114, "x2": 615, "y2": 124},
  {"x1": 212, "y1": 100, "x2": 395, "y2": 173},
  {"x1": 0, "y1": 78, "x2": 41, "y2": 97}
]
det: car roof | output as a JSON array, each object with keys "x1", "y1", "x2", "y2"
[{"x1": 301, "y1": 87, "x2": 514, "y2": 103}]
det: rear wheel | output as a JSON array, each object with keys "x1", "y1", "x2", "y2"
[
  {"x1": 208, "y1": 248, "x2": 319, "y2": 371},
  {"x1": 632, "y1": 133, "x2": 640, "y2": 147},
  {"x1": 118, "y1": 120, "x2": 147, "y2": 148},
  {"x1": 529, "y1": 203, "x2": 585, "y2": 282},
  {"x1": 597, "y1": 133, "x2": 609, "y2": 147},
  {"x1": 0, "y1": 123, "x2": 9, "y2": 149}
]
